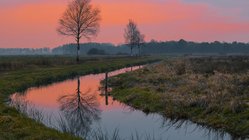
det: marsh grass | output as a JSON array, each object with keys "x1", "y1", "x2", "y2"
[
  {"x1": 109, "y1": 56, "x2": 249, "y2": 138},
  {"x1": 10, "y1": 94, "x2": 45, "y2": 123},
  {"x1": 88, "y1": 128, "x2": 161, "y2": 140}
]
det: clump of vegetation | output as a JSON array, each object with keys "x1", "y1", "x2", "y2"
[
  {"x1": 87, "y1": 48, "x2": 107, "y2": 55},
  {"x1": 109, "y1": 56, "x2": 249, "y2": 138}
]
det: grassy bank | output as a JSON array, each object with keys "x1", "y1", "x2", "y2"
[
  {"x1": 0, "y1": 56, "x2": 159, "y2": 140},
  {"x1": 108, "y1": 56, "x2": 249, "y2": 138}
]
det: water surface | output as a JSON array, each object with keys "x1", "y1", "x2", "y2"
[{"x1": 10, "y1": 66, "x2": 234, "y2": 140}]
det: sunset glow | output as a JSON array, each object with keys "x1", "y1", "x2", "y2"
[{"x1": 0, "y1": 0, "x2": 248, "y2": 48}]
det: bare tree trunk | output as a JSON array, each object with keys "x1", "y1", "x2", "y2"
[{"x1": 76, "y1": 38, "x2": 80, "y2": 63}]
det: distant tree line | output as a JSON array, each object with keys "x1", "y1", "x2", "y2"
[
  {"x1": 51, "y1": 40, "x2": 249, "y2": 56},
  {"x1": 1, "y1": 40, "x2": 249, "y2": 56},
  {"x1": 0, "y1": 48, "x2": 50, "y2": 55},
  {"x1": 51, "y1": 43, "x2": 130, "y2": 55},
  {"x1": 141, "y1": 39, "x2": 249, "y2": 55}
]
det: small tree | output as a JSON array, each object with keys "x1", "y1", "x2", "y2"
[
  {"x1": 124, "y1": 20, "x2": 139, "y2": 56},
  {"x1": 57, "y1": 0, "x2": 101, "y2": 62},
  {"x1": 136, "y1": 33, "x2": 145, "y2": 56}
]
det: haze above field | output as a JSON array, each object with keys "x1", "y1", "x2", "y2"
[{"x1": 0, "y1": 0, "x2": 249, "y2": 48}]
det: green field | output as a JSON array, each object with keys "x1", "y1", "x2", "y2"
[
  {"x1": 108, "y1": 56, "x2": 249, "y2": 138},
  {"x1": 0, "y1": 56, "x2": 159, "y2": 140}
]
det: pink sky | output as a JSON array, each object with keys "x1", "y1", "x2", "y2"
[{"x1": 0, "y1": 0, "x2": 248, "y2": 48}]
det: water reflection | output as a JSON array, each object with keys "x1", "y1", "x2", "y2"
[
  {"x1": 104, "y1": 72, "x2": 109, "y2": 106},
  {"x1": 8, "y1": 66, "x2": 245, "y2": 140},
  {"x1": 57, "y1": 77, "x2": 101, "y2": 137},
  {"x1": 159, "y1": 117, "x2": 228, "y2": 140}
]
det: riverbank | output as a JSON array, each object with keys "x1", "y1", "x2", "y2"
[
  {"x1": 0, "y1": 56, "x2": 159, "y2": 140},
  {"x1": 108, "y1": 56, "x2": 249, "y2": 138}
]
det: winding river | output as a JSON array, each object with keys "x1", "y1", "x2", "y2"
[{"x1": 10, "y1": 66, "x2": 235, "y2": 140}]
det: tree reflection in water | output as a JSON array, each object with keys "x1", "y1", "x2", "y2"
[{"x1": 57, "y1": 77, "x2": 101, "y2": 137}]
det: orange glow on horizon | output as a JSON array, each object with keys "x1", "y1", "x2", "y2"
[{"x1": 0, "y1": 0, "x2": 249, "y2": 48}]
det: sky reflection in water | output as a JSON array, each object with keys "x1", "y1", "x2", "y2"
[{"x1": 11, "y1": 66, "x2": 233, "y2": 140}]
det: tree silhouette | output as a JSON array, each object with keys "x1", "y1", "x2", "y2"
[
  {"x1": 57, "y1": 77, "x2": 100, "y2": 137},
  {"x1": 57, "y1": 0, "x2": 101, "y2": 62},
  {"x1": 124, "y1": 19, "x2": 140, "y2": 56},
  {"x1": 124, "y1": 20, "x2": 145, "y2": 56},
  {"x1": 137, "y1": 33, "x2": 145, "y2": 56}
]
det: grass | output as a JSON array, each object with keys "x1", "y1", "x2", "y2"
[
  {"x1": 0, "y1": 56, "x2": 160, "y2": 140},
  {"x1": 108, "y1": 56, "x2": 249, "y2": 138},
  {"x1": 88, "y1": 128, "x2": 160, "y2": 140}
]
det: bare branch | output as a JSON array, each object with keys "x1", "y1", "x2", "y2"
[
  {"x1": 124, "y1": 19, "x2": 145, "y2": 56},
  {"x1": 57, "y1": 0, "x2": 101, "y2": 62},
  {"x1": 58, "y1": 0, "x2": 100, "y2": 40}
]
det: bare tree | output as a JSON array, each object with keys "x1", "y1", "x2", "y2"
[
  {"x1": 124, "y1": 20, "x2": 145, "y2": 56},
  {"x1": 124, "y1": 19, "x2": 139, "y2": 56},
  {"x1": 136, "y1": 33, "x2": 145, "y2": 56},
  {"x1": 57, "y1": 0, "x2": 101, "y2": 62}
]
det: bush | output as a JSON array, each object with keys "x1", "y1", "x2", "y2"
[{"x1": 87, "y1": 48, "x2": 106, "y2": 55}]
